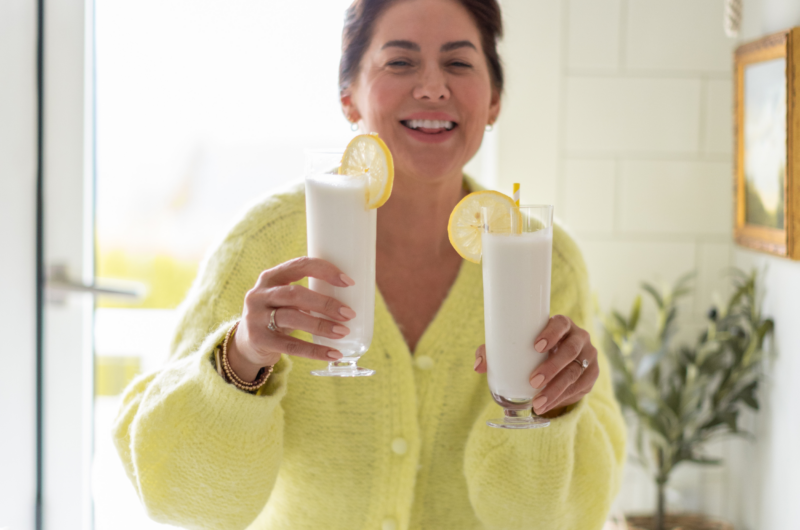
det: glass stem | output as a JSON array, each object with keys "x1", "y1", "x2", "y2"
[
  {"x1": 329, "y1": 359, "x2": 359, "y2": 371},
  {"x1": 504, "y1": 408, "x2": 532, "y2": 420}
]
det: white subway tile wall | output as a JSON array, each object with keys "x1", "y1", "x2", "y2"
[
  {"x1": 564, "y1": 77, "x2": 702, "y2": 153},
  {"x1": 694, "y1": 241, "x2": 734, "y2": 314},
  {"x1": 497, "y1": 0, "x2": 563, "y2": 207},
  {"x1": 625, "y1": 0, "x2": 736, "y2": 73},
  {"x1": 704, "y1": 79, "x2": 735, "y2": 155},
  {"x1": 567, "y1": 0, "x2": 622, "y2": 71},
  {"x1": 579, "y1": 239, "x2": 698, "y2": 310},
  {"x1": 563, "y1": 159, "x2": 616, "y2": 233},
  {"x1": 617, "y1": 160, "x2": 731, "y2": 235},
  {"x1": 499, "y1": 0, "x2": 740, "y2": 518}
]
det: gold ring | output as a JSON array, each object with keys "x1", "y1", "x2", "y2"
[{"x1": 268, "y1": 308, "x2": 279, "y2": 332}]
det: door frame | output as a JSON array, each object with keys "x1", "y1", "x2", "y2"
[{"x1": 40, "y1": 0, "x2": 96, "y2": 528}]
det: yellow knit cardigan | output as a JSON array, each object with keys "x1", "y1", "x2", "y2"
[{"x1": 113, "y1": 180, "x2": 626, "y2": 530}]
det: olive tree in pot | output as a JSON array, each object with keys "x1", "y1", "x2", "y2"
[{"x1": 600, "y1": 270, "x2": 773, "y2": 530}]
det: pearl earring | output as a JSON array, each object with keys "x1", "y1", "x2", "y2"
[
  {"x1": 485, "y1": 123, "x2": 494, "y2": 132},
  {"x1": 350, "y1": 122, "x2": 359, "y2": 132}
]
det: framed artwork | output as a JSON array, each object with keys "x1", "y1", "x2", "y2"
[{"x1": 734, "y1": 27, "x2": 799, "y2": 259}]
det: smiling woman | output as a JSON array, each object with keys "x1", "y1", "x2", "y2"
[
  {"x1": 341, "y1": 0, "x2": 500, "y2": 188},
  {"x1": 112, "y1": 1, "x2": 626, "y2": 529}
]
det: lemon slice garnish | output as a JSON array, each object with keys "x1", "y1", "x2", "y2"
[
  {"x1": 447, "y1": 190, "x2": 517, "y2": 263},
  {"x1": 340, "y1": 133, "x2": 394, "y2": 209}
]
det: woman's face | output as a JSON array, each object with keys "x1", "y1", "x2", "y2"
[{"x1": 342, "y1": 0, "x2": 500, "y2": 184}]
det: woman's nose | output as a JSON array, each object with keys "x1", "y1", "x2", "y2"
[{"x1": 412, "y1": 65, "x2": 450, "y2": 101}]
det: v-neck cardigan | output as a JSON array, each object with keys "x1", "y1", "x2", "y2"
[{"x1": 113, "y1": 180, "x2": 626, "y2": 530}]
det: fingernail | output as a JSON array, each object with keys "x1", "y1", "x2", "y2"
[
  {"x1": 340, "y1": 274, "x2": 356, "y2": 286},
  {"x1": 332, "y1": 325, "x2": 349, "y2": 336},
  {"x1": 535, "y1": 339, "x2": 547, "y2": 353},
  {"x1": 474, "y1": 357, "x2": 483, "y2": 371},
  {"x1": 327, "y1": 350, "x2": 343, "y2": 360},
  {"x1": 530, "y1": 374, "x2": 545, "y2": 389},
  {"x1": 339, "y1": 306, "x2": 356, "y2": 319},
  {"x1": 533, "y1": 395, "x2": 547, "y2": 411}
]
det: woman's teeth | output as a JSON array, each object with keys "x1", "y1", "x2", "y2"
[{"x1": 403, "y1": 119, "x2": 455, "y2": 131}]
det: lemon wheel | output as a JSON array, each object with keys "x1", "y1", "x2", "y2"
[
  {"x1": 340, "y1": 134, "x2": 394, "y2": 209},
  {"x1": 447, "y1": 191, "x2": 517, "y2": 263}
]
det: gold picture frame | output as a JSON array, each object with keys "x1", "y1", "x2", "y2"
[{"x1": 734, "y1": 28, "x2": 800, "y2": 259}]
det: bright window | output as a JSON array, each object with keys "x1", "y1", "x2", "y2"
[{"x1": 93, "y1": 1, "x2": 354, "y2": 527}]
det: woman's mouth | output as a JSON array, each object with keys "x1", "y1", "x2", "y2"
[{"x1": 400, "y1": 119, "x2": 457, "y2": 134}]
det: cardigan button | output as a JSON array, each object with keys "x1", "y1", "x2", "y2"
[
  {"x1": 414, "y1": 355, "x2": 434, "y2": 370},
  {"x1": 391, "y1": 438, "x2": 408, "y2": 455},
  {"x1": 381, "y1": 518, "x2": 397, "y2": 530}
]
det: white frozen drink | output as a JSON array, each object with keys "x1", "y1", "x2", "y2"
[
  {"x1": 306, "y1": 173, "x2": 377, "y2": 361},
  {"x1": 481, "y1": 225, "x2": 552, "y2": 405}
]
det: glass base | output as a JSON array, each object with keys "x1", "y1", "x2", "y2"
[
  {"x1": 310, "y1": 359, "x2": 375, "y2": 377},
  {"x1": 487, "y1": 408, "x2": 550, "y2": 429}
]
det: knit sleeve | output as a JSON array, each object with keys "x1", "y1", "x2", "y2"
[
  {"x1": 463, "y1": 225, "x2": 627, "y2": 530},
  {"x1": 112, "y1": 187, "x2": 305, "y2": 530}
]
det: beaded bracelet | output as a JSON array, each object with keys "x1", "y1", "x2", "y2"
[{"x1": 215, "y1": 321, "x2": 273, "y2": 393}]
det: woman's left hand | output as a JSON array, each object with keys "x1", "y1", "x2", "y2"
[{"x1": 474, "y1": 315, "x2": 599, "y2": 416}]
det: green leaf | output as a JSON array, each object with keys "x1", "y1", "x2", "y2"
[
  {"x1": 688, "y1": 456, "x2": 723, "y2": 466},
  {"x1": 698, "y1": 348, "x2": 728, "y2": 375},
  {"x1": 628, "y1": 295, "x2": 642, "y2": 331},
  {"x1": 723, "y1": 410, "x2": 739, "y2": 431},
  {"x1": 641, "y1": 283, "x2": 664, "y2": 308},
  {"x1": 661, "y1": 307, "x2": 678, "y2": 339},
  {"x1": 742, "y1": 393, "x2": 759, "y2": 410},
  {"x1": 726, "y1": 283, "x2": 747, "y2": 313},
  {"x1": 673, "y1": 286, "x2": 694, "y2": 299},
  {"x1": 674, "y1": 271, "x2": 696, "y2": 291},
  {"x1": 612, "y1": 310, "x2": 628, "y2": 331},
  {"x1": 734, "y1": 380, "x2": 760, "y2": 410},
  {"x1": 614, "y1": 381, "x2": 639, "y2": 413}
]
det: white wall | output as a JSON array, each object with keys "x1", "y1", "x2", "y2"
[
  {"x1": 497, "y1": 0, "x2": 799, "y2": 528},
  {"x1": 0, "y1": 0, "x2": 39, "y2": 528},
  {"x1": 498, "y1": 0, "x2": 736, "y2": 323},
  {"x1": 731, "y1": 2, "x2": 800, "y2": 529},
  {"x1": 559, "y1": 0, "x2": 738, "y2": 518}
]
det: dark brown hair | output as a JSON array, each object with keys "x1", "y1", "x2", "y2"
[{"x1": 339, "y1": 0, "x2": 504, "y2": 93}]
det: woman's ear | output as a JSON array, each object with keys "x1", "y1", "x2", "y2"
[
  {"x1": 341, "y1": 90, "x2": 361, "y2": 124},
  {"x1": 488, "y1": 88, "x2": 501, "y2": 126}
]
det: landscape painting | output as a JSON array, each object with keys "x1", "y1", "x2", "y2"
[
  {"x1": 743, "y1": 57, "x2": 786, "y2": 230},
  {"x1": 734, "y1": 28, "x2": 799, "y2": 260}
]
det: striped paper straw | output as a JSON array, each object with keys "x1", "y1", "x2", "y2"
[{"x1": 512, "y1": 183, "x2": 520, "y2": 206}]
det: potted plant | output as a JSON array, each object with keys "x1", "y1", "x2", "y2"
[{"x1": 600, "y1": 270, "x2": 774, "y2": 530}]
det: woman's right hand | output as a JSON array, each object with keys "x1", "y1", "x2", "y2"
[{"x1": 226, "y1": 256, "x2": 356, "y2": 381}]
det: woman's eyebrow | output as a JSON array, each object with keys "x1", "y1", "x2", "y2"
[
  {"x1": 441, "y1": 40, "x2": 477, "y2": 52},
  {"x1": 380, "y1": 40, "x2": 477, "y2": 53},
  {"x1": 381, "y1": 40, "x2": 420, "y2": 51}
]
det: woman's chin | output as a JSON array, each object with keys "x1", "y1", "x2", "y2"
[{"x1": 391, "y1": 146, "x2": 470, "y2": 184}]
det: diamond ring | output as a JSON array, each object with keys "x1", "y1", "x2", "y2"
[{"x1": 573, "y1": 358, "x2": 589, "y2": 374}]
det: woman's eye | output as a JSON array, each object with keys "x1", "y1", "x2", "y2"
[
  {"x1": 387, "y1": 60, "x2": 411, "y2": 67},
  {"x1": 449, "y1": 61, "x2": 472, "y2": 68}
]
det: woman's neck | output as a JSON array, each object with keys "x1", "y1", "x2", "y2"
[{"x1": 377, "y1": 170, "x2": 466, "y2": 260}]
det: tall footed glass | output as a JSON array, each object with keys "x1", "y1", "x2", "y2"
[
  {"x1": 305, "y1": 150, "x2": 376, "y2": 377},
  {"x1": 481, "y1": 205, "x2": 554, "y2": 428}
]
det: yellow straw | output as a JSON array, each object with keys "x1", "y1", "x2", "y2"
[{"x1": 512, "y1": 183, "x2": 521, "y2": 234}]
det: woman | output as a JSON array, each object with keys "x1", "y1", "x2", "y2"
[{"x1": 113, "y1": 0, "x2": 626, "y2": 528}]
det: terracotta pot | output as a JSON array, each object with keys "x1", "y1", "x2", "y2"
[{"x1": 626, "y1": 514, "x2": 734, "y2": 530}]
